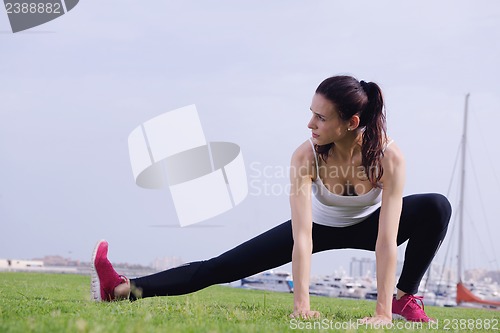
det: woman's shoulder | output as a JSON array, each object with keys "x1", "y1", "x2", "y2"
[
  {"x1": 290, "y1": 139, "x2": 316, "y2": 178},
  {"x1": 381, "y1": 137, "x2": 405, "y2": 174},
  {"x1": 291, "y1": 139, "x2": 316, "y2": 162},
  {"x1": 379, "y1": 137, "x2": 406, "y2": 192}
]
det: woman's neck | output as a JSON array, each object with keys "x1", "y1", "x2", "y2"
[{"x1": 330, "y1": 131, "x2": 363, "y2": 163}]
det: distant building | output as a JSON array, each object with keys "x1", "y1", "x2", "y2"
[
  {"x1": 0, "y1": 259, "x2": 44, "y2": 268},
  {"x1": 349, "y1": 257, "x2": 376, "y2": 278},
  {"x1": 34, "y1": 255, "x2": 80, "y2": 267},
  {"x1": 349, "y1": 257, "x2": 403, "y2": 278}
]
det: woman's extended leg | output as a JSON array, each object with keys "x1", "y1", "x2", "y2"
[{"x1": 129, "y1": 220, "x2": 295, "y2": 298}]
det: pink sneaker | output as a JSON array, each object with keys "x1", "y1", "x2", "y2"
[
  {"x1": 392, "y1": 294, "x2": 433, "y2": 322},
  {"x1": 90, "y1": 240, "x2": 127, "y2": 302}
]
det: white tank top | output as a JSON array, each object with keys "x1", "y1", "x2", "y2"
[{"x1": 308, "y1": 138, "x2": 393, "y2": 227}]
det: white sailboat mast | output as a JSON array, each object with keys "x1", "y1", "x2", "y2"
[{"x1": 458, "y1": 93, "x2": 470, "y2": 283}]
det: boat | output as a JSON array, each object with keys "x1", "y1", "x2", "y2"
[
  {"x1": 240, "y1": 270, "x2": 294, "y2": 293},
  {"x1": 310, "y1": 275, "x2": 370, "y2": 299},
  {"x1": 240, "y1": 270, "x2": 372, "y2": 299},
  {"x1": 309, "y1": 278, "x2": 342, "y2": 298}
]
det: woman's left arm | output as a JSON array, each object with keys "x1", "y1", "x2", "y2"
[{"x1": 363, "y1": 143, "x2": 406, "y2": 324}]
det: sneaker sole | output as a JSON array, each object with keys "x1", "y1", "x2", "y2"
[
  {"x1": 392, "y1": 314, "x2": 406, "y2": 321},
  {"x1": 392, "y1": 313, "x2": 434, "y2": 323},
  {"x1": 90, "y1": 239, "x2": 106, "y2": 302}
]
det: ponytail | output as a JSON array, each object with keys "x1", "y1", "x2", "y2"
[{"x1": 359, "y1": 81, "x2": 387, "y2": 187}]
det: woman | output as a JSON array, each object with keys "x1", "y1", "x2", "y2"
[{"x1": 91, "y1": 75, "x2": 451, "y2": 324}]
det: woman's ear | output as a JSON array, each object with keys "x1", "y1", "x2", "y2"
[{"x1": 349, "y1": 115, "x2": 360, "y2": 130}]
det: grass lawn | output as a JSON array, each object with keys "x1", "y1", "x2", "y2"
[{"x1": 0, "y1": 272, "x2": 498, "y2": 332}]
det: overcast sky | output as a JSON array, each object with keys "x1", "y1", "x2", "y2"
[{"x1": 1, "y1": 1, "x2": 499, "y2": 277}]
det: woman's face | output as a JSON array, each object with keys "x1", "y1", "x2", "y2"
[{"x1": 308, "y1": 93, "x2": 350, "y2": 145}]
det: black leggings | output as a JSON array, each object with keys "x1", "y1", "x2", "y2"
[{"x1": 130, "y1": 193, "x2": 451, "y2": 298}]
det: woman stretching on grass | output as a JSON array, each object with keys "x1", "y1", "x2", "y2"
[{"x1": 91, "y1": 75, "x2": 451, "y2": 324}]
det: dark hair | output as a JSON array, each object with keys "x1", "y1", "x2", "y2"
[{"x1": 315, "y1": 75, "x2": 387, "y2": 186}]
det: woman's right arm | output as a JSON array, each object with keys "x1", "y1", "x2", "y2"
[{"x1": 289, "y1": 142, "x2": 319, "y2": 319}]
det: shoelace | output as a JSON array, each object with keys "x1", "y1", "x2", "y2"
[{"x1": 401, "y1": 295, "x2": 425, "y2": 313}]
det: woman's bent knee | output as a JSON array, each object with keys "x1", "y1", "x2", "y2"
[{"x1": 419, "y1": 193, "x2": 452, "y2": 230}]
